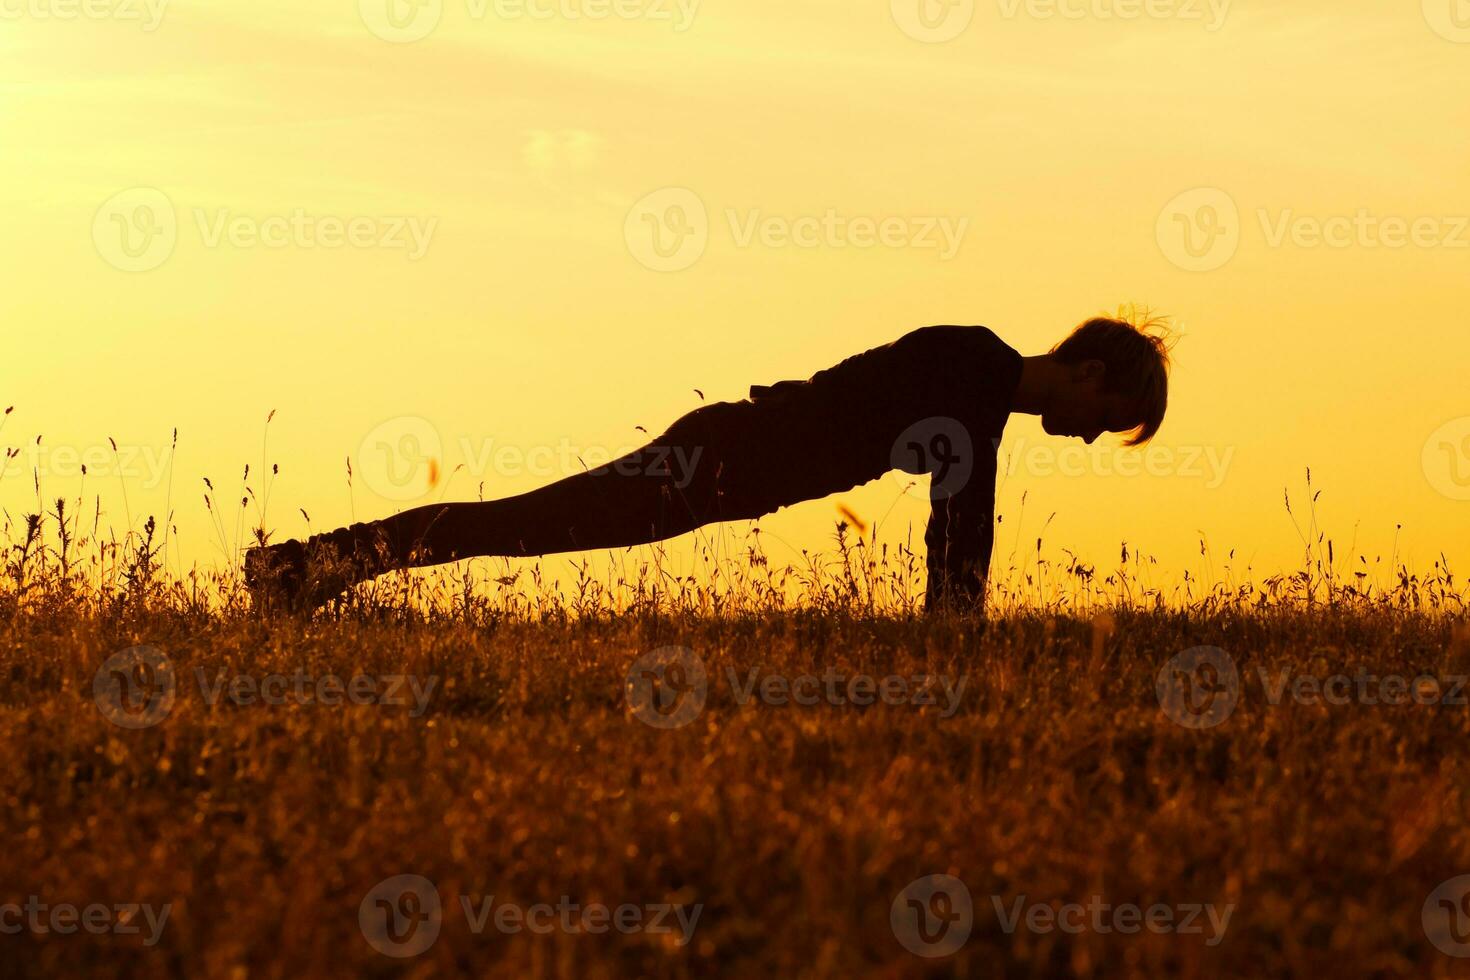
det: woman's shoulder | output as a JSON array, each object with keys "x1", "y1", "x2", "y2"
[{"x1": 896, "y1": 324, "x2": 1019, "y2": 360}]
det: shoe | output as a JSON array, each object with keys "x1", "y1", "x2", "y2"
[{"x1": 245, "y1": 538, "x2": 310, "y2": 610}]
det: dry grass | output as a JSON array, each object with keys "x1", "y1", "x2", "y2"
[{"x1": 1, "y1": 468, "x2": 1469, "y2": 978}]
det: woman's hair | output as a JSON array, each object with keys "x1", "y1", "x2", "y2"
[{"x1": 1050, "y1": 308, "x2": 1174, "y2": 446}]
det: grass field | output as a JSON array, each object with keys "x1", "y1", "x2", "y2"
[{"x1": 2, "y1": 504, "x2": 1470, "y2": 978}]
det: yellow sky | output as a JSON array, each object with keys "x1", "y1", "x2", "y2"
[{"x1": 1, "y1": 0, "x2": 1467, "y2": 589}]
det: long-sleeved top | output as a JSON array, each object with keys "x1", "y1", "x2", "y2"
[{"x1": 745, "y1": 325, "x2": 1023, "y2": 611}]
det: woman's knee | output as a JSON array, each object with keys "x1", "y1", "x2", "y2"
[{"x1": 657, "y1": 399, "x2": 751, "y2": 445}]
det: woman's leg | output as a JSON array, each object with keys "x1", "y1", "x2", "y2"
[
  {"x1": 247, "y1": 400, "x2": 803, "y2": 605},
  {"x1": 322, "y1": 420, "x2": 733, "y2": 568}
]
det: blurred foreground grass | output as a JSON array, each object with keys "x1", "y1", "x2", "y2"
[
  {"x1": 3, "y1": 593, "x2": 1469, "y2": 977},
  {"x1": 2, "y1": 463, "x2": 1468, "y2": 976}
]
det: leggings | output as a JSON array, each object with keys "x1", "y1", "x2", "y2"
[{"x1": 316, "y1": 395, "x2": 884, "y2": 577}]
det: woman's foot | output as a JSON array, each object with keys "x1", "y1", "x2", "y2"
[
  {"x1": 245, "y1": 537, "x2": 360, "y2": 611},
  {"x1": 244, "y1": 538, "x2": 309, "y2": 610}
]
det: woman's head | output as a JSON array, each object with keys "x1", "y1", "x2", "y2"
[{"x1": 1044, "y1": 311, "x2": 1174, "y2": 446}]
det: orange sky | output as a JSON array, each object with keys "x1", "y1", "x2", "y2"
[{"x1": 2, "y1": 0, "x2": 1467, "y2": 591}]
